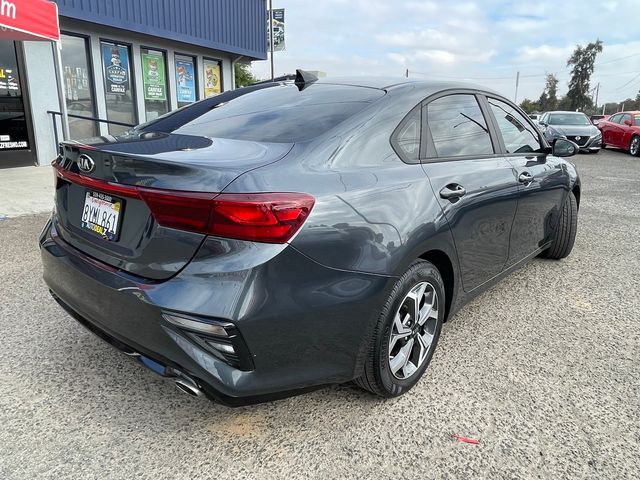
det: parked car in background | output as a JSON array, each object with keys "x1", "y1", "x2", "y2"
[
  {"x1": 590, "y1": 114, "x2": 608, "y2": 126},
  {"x1": 41, "y1": 75, "x2": 581, "y2": 406},
  {"x1": 529, "y1": 113, "x2": 542, "y2": 123},
  {"x1": 539, "y1": 111, "x2": 601, "y2": 153},
  {"x1": 597, "y1": 111, "x2": 640, "y2": 156}
]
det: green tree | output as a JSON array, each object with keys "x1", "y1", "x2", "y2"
[
  {"x1": 565, "y1": 40, "x2": 603, "y2": 111},
  {"x1": 519, "y1": 98, "x2": 539, "y2": 113},
  {"x1": 538, "y1": 73, "x2": 559, "y2": 111},
  {"x1": 234, "y1": 62, "x2": 259, "y2": 87}
]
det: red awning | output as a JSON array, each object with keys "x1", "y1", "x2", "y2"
[{"x1": 0, "y1": 0, "x2": 59, "y2": 42}]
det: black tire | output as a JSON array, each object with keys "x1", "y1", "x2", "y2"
[
  {"x1": 354, "y1": 259, "x2": 444, "y2": 397},
  {"x1": 629, "y1": 135, "x2": 640, "y2": 156},
  {"x1": 543, "y1": 191, "x2": 578, "y2": 259}
]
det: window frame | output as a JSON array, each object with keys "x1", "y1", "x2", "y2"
[
  {"x1": 139, "y1": 45, "x2": 171, "y2": 122},
  {"x1": 99, "y1": 38, "x2": 139, "y2": 128},
  {"x1": 482, "y1": 94, "x2": 546, "y2": 156}
]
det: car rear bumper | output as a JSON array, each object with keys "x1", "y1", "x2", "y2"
[{"x1": 40, "y1": 217, "x2": 392, "y2": 406}]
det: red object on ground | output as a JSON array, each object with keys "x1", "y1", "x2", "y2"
[
  {"x1": 0, "y1": 0, "x2": 60, "y2": 42},
  {"x1": 452, "y1": 434, "x2": 480, "y2": 444}
]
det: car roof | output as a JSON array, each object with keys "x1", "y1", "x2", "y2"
[
  {"x1": 545, "y1": 111, "x2": 589, "y2": 115},
  {"x1": 314, "y1": 76, "x2": 500, "y2": 95}
]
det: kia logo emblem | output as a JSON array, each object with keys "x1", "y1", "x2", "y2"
[{"x1": 77, "y1": 154, "x2": 95, "y2": 173}]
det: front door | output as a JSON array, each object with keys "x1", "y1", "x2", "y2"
[
  {"x1": 484, "y1": 96, "x2": 569, "y2": 265},
  {"x1": 420, "y1": 93, "x2": 519, "y2": 292},
  {"x1": 0, "y1": 41, "x2": 36, "y2": 168}
]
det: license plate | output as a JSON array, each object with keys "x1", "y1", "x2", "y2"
[{"x1": 81, "y1": 191, "x2": 122, "y2": 241}]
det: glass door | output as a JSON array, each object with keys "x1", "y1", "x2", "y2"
[{"x1": 0, "y1": 40, "x2": 36, "y2": 167}]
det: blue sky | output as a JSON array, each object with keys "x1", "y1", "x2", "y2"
[{"x1": 252, "y1": 0, "x2": 640, "y2": 105}]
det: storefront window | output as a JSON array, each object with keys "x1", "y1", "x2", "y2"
[
  {"x1": 174, "y1": 54, "x2": 197, "y2": 108},
  {"x1": 0, "y1": 40, "x2": 29, "y2": 151},
  {"x1": 61, "y1": 34, "x2": 97, "y2": 139},
  {"x1": 141, "y1": 48, "x2": 169, "y2": 121},
  {"x1": 101, "y1": 41, "x2": 136, "y2": 135},
  {"x1": 203, "y1": 58, "x2": 222, "y2": 98}
]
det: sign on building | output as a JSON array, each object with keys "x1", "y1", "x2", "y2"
[
  {"x1": 268, "y1": 8, "x2": 285, "y2": 52},
  {"x1": 141, "y1": 53, "x2": 166, "y2": 101}
]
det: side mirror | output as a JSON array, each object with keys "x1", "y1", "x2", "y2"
[
  {"x1": 539, "y1": 122, "x2": 547, "y2": 127},
  {"x1": 624, "y1": 119, "x2": 632, "y2": 126},
  {"x1": 552, "y1": 138, "x2": 578, "y2": 157}
]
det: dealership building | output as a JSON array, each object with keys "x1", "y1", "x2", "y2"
[{"x1": 0, "y1": 0, "x2": 267, "y2": 168}]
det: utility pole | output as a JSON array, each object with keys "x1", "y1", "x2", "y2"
[
  {"x1": 405, "y1": 68, "x2": 409, "y2": 78},
  {"x1": 594, "y1": 82, "x2": 600, "y2": 110},
  {"x1": 514, "y1": 71, "x2": 520, "y2": 104},
  {"x1": 269, "y1": 0, "x2": 274, "y2": 81}
]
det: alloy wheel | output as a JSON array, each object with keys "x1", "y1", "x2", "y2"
[
  {"x1": 388, "y1": 282, "x2": 439, "y2": 380},
  {"x1": 631, "y1": 137, "x2": 640, "y2": 156}
]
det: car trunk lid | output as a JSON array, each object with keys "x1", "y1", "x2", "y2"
[{"x1": 53, "y1": 133, "x2": 293, "y2": 280}]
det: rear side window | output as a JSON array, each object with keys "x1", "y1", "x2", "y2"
[
  {"x1": 488, "y1": 97, "x2": 542, "y2": 153},
  {"x1": 635, "y1": 116, "x2": 640, "y2": 126},
  {"x1": 394, "y1": 107, "x2": 421, "y2": 161},
  {"x1": 174, "y1": 83, "x2": 385, "y2": 143},
  {"x1": 621, "y1": 113, "x2": 632, "y2": 125},
  {"x1": 426, "y1": 94, "x2": 493, "y2": 157}
]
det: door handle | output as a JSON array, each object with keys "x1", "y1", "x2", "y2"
[
  {"x1": 439, "y1": 184, "x2": 467, "y2": 200},
  {"x1": 518, "y1": 172, "x2": 533, "y2": 184}
]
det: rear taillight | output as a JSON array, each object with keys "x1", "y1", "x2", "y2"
[{"x1": 53, "y1": 163, "x2": 314, "y2": 243}]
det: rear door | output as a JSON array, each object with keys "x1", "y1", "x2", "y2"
[
  {"x1": 604, "y1": 114, "x2": 624, "y2": 147},
  {"x1": 420, "y1": 92, "x2": 519, "y2": 292},
  {"x1": 483, "y1": 96, "x2": 569, "y2": 265},
  {"x1": 618, "y1": 113, "x2": 634, "y2": 149}
]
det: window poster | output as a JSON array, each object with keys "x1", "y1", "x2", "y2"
[
  {"x1": 203, "y1": 60, "x2": 221, "y2": 98},
  {"x1": 142, "y1": 53, "x2": 166, "y2": 101},
  {"x1": 102, "y1": 44, "x2": 130, "y2": 95},
  {"x1": 175, "y1": 56, "x2": 196, "y2": 103}
]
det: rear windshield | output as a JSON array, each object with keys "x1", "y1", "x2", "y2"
[
  {"x1": 548, "y1": 113, "x2": 591, "y2": 125},
  {"x1": 174, "y1": 83, "x2": 385, "y2": 143}
]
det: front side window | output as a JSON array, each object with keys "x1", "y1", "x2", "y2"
[
  {"x1": 61, "y1": 34, "x2": 96, "y2": 139},
  {"x1": 101, "y1": 41, "x2": 136, "y2": 134},
  {"x1": 609, "y1": 114, "x2": 622, "y2": 124},
  {"x1": 426, "y1": 94, "x2": 493, "y2": 157},
  {"x1": 394, "y1": 107, "x2": 421, "y2": 161},
  {"x1": 621, "y1": 113, "x2": 632, "y2": 125},
  {"x1": 488, "y1": 97, "x2": 542, "y2": 154}
]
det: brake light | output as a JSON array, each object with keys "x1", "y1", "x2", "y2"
[
  {"x1": 53, "y1": 162, "x2": 314, "y2": 243},
  {"x1": 209, "y1": 193, "x2": 315, "y2": 243}
]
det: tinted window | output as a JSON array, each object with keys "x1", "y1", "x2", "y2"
[
  {"x1": 488, "y1": 97, "x2": 542, "y2": 153},
  {"x1": 547, "y1": 113, "x2": 591, "y2": 125},
  {"x1": 175, "y1": 84, "x2": 385, "y2": 143},
  {"x1": 609, "y1": 114, "x2": 622, "y2": 124},
  {"x1": 394, "y1": 107, "x2": 421, "y2": 161},
  {"x1": 426, "y1": 94, "x2": 493, "y2": 157},
  {"x1": 621, "y1": 113, "x2": 632, "y2": 125}
]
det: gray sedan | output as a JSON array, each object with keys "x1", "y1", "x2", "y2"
[{"x1": 539, "y1": 111, "x2": 602, "y2": 153}]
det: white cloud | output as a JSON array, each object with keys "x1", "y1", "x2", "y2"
[{"x1": 251, "y1": 0, "x2": 640, "y2": 103}]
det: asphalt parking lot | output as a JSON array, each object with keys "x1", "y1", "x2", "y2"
[{"x1": 0, "y1": 148, "x2": 638, "y2": 479}]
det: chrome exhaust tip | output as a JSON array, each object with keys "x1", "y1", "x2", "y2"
[{"x1": 175, "y1": 377, "x2": 202, "y2": 397}]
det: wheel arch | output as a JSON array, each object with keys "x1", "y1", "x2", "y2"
[
  {"x1": 419, "y1": 249, "x2": 454, "y2": 321},
  {"x1": 572, "y1": 183, "x2": 581, "y2": 210}
]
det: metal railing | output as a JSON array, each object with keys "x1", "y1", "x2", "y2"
[{"x1": 47, "y1": 110, "x2": 135, "y2": 147}]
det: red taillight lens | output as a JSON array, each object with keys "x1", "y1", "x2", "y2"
[
  {"x1": 209, "y1": 193, "x2": 315, "y2": 243},
  {"x1": 53, "y1": 163, "x2": 314, "y2": 243},
  {"x1": 138, "y1": 190, "x2": 217, "y2": 233}
]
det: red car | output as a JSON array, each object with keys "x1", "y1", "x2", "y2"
[{"x1": 598, "y1": 111, "x2": 640, "y2": 156}]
